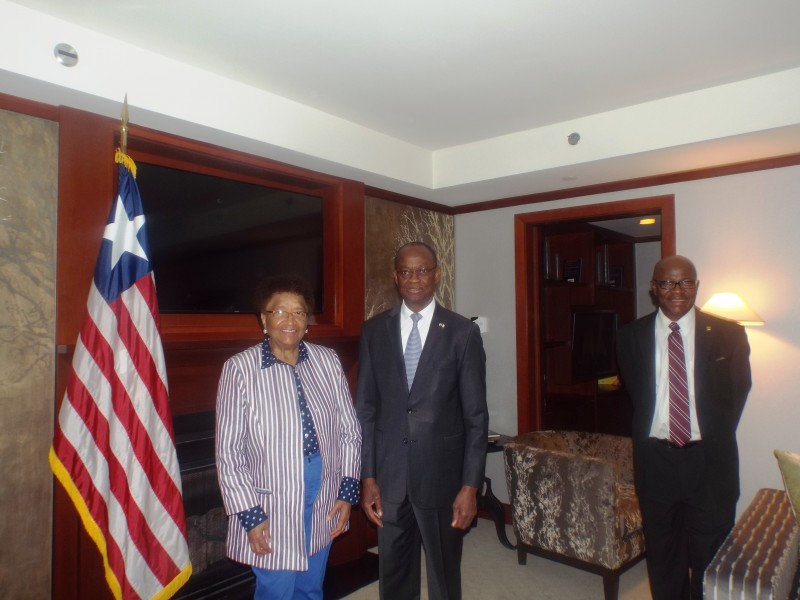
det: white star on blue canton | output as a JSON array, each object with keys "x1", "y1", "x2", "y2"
[{"x1": 103, "y1": 194, "x2": 148, "y2": 269}]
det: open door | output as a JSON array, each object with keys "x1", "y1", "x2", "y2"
[{"x1": 513, "y1": 195, "x2": 676, "y2": 434}]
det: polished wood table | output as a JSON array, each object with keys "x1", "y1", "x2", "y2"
[{"x1": 478, "y1": 433, "x2": 515, "y2": 549}]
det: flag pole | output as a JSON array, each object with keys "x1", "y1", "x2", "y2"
[
  {"x1": 116, "y1": 96, "x2": 136, "y2": 176},
  {"x1": 120, "y1": 94, "x2": 129, "y2": 154},
  {"x1": 50, "y1": 90, "x2": 192, "y2": 597}
]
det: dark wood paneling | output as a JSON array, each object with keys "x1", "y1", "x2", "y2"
[
  {"x1": 165, "y1": 336, "x2": 360, "y2": 416},
  {"x1": 365, "y1": 185, "x2": 454, "y2": 214},
  {"x1": 0, "y1": 91, "x2": 59, "y2": 121},
  {"x1": 53, "y1": 107, "x2": 368, "y2": 599},
  {"x1": 56, "y1": 107, "x2": 118, "y2": 346}
]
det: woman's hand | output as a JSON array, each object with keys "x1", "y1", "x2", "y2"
[
  {"x1": 247, "y1": 520, "x2": 273, "y2": 555},
  {"x1": 327, "y1": 500, "x2": 352, "y2": 539}
]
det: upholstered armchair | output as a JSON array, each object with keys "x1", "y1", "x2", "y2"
[{"x1": 503, "y1": 431, "x2": 645, "y2": 600}]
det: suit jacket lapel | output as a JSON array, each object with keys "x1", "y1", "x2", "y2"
[
  {"x1": 404, "y1": 303, "x2": 448, "y2": 396},
  {"x1": 415, "y1": 304, "x2": 445, "y2": 380},
  {"x1": 637, "y1": 312, "x2": 658, "y2": 424},
  {"x1": 384, "y1": 306, "x2": 407, "y2": 388},
  {"x1": 693, "y1": 308, "x2": 712, "y2": 424}
]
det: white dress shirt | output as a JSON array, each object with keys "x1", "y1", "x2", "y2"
[
  {"x1": 649, "y1": 308, "x2": 702, "y2": 441},
  {"x1": 400, "y1": 298, "x2": 436, "y2": 352}
]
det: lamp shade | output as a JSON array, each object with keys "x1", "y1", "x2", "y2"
[{"x1": 700, "y1": 293, "x2": 764, "y2": 326}]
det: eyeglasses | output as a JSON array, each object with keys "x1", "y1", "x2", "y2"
[
  {"x1": 263, "y1": 309, "x2": 308, "y2": 321},
  {"x1": 653, "y1": 279, "x2": 698, "y2": 291},
  {"x1": 395, "y1": 267, "x2": 437, "y2": 280}
]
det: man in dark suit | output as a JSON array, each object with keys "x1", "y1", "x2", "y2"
[
  {"x1": 616, "y1": 255, "x2": 752, "y2": 600},
  {"x1": 356, "y1": 241, "x2": 488, "y2": 600}
]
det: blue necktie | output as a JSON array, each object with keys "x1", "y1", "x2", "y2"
[{"x1": 405, "y1": 313, "x2": 422, "y2": 389}]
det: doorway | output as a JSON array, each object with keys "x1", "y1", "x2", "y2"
[{"x1": 513, "y1": 195, "x2": 676, "y2": 434}]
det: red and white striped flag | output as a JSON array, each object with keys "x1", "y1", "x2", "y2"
[{"x1": 49, "y1": 151, "x2": 191, "y2": 599}]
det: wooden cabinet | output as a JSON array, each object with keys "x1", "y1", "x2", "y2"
[{"x1": 540, "y1": 225, "x2": 635, "y2": 434}]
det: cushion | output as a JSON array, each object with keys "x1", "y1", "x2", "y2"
[{"x1": 774, "y1": 449, "x2": 800, "y2": 528}]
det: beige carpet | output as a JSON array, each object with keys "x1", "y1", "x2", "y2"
[{"x1": 342, "y1": 521, "x2": 651, "y2": 599}]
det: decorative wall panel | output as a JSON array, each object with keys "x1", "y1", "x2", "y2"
[
  {"x1": 364, "y1": 196, "x2": 454, "y2": 319},
  {"x1": 0, "y1": 108, "x2": 58, "y2": 598}
]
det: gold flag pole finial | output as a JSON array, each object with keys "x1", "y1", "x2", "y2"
[
  {"x1": 120, "y1": 94, "x2": 129, "y2": 154},
  {"x1": 115, "y1": 95, "x2": 136, "y2": 176}
]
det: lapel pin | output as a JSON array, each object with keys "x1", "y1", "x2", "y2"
[{"x1": 438, "y1": 322, "x2": 446, "y2": 328}]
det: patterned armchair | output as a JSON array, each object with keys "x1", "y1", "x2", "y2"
[{"x1": 503, "y1": 431, "x2": 645, "y2": 600}]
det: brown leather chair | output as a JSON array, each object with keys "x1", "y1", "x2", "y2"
[{"x1": 503, "y1": 431, "x2": 645, "y2": 600}]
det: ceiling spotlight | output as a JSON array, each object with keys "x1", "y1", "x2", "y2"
[
  {"x1": 567, "y1": 132, "x2": 580, "y2": 145},
  {"x1": 54, "y1": 43, "x2": 79, "y2": 67},
  {"x1": 639, "y1": 217, "x2": 656, "y2": 225}
]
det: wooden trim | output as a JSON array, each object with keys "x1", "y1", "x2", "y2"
[
  {"x1": 56, "y1": 107, "x2": 118, "y2": 346},
  {"x1": 1, "y1": 91, "x2": 797, "y2": 219},
  {"x1": 0, "y1": 91, "x2": 59, "y2": 121},
  {"x1": 55, "y1": 110, "x2": 365, "y2": 346},
  {"x1": 513, "y1": 217, "x2": 540, "y2": 432},
  {"x1": 127, "y1": 123, "x2": 349, "y2": 188},
  {"x1": 364, "y1": 185, "x2": 454, "y2": 214},
  {"x1": 514, "y1": 195, "x2": 676, "y2": 434},
  {"x1": 339, "y1": 180, "x2": 366, "y2": 335},
  {"x1": 454, "y1": 152, "x2": 800, "y2": 215}
]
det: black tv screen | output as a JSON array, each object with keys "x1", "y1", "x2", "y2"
[
  {"x1": 571, "y1": 309, "x2": 618, "y2": 381},
  {"x1": 136, "y1": 162, "x2": 324, "y2": 314}
]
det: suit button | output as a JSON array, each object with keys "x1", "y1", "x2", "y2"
[
  {"x1": 407, "y1": 408, "x2": 413, "y2": 414},
  {"x1": 402, "y1": 438, "x2": 408, "y2": 445}
]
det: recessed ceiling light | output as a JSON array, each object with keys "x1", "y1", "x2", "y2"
[{"x1": 639, "y1": 218, "x2": 656, "y2": 225}]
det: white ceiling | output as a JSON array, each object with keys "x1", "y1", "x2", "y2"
[{"x1": 4, "y1": 0, "x2": 800, "y2": 206}]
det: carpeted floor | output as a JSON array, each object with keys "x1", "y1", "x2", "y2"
[{"x1": 340, "y1": 521, "x2": 652, "y2": 599}]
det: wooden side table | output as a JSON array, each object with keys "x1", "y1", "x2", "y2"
[{"x1": 478, "y1": 432, "x2": 515, "y2": 549}]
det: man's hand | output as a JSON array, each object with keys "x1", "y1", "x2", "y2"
[
  {"x1": 360, "y1": 477, "x2": 384, "y2": 528},
  {"x1": 327, "y1": 500, "x2": 352, "y2": 540},
  {"x1": 451, "y1": 485, "x2": 478, "y2": 530},
  {"x1": 247, "y1": 520, "x2": 273, "y2": 555}
]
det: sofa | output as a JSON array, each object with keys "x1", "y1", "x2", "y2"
[{"x1": 705, "y1": 487, "x2": 800, "y2": 599}]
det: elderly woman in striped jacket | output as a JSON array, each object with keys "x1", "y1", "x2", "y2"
[{"x1": 215, "y1": 275, "x2": 362, "y2": 600}]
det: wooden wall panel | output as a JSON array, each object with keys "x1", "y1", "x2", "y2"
[{"x1": 53, "y1": 107, "x2": 367, "y2": 599}]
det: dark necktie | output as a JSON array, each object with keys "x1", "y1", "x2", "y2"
[
  {"x1": 404, "y1": 313, "x2": 422, "y2": 389},
  {"x1": 668, "y1": 322, "x2": 691, "y2": 447}
]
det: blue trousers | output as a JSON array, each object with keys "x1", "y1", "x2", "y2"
[{"x1": 252, "y1": 453, "x2": 332, "y2": 600}]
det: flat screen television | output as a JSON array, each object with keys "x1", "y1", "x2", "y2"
[
  {"x1": 137, "y1": 162, "x2": 324, "y2": 314},
  {"x1": 571, "y1": 308, "x2": 618, "y2": 381}
]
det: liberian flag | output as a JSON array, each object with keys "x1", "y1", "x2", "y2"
[{"x1": 49, "y1": 151, "x2": 191, "y2": 599}]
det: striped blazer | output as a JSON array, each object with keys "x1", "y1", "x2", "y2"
[{"x1": 215, "y1": 341, "x2": 361, "y2": 570}]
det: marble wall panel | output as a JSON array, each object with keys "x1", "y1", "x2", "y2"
[{"x1": 0, "y1": 108, "x2": 58, "y2": 598}]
